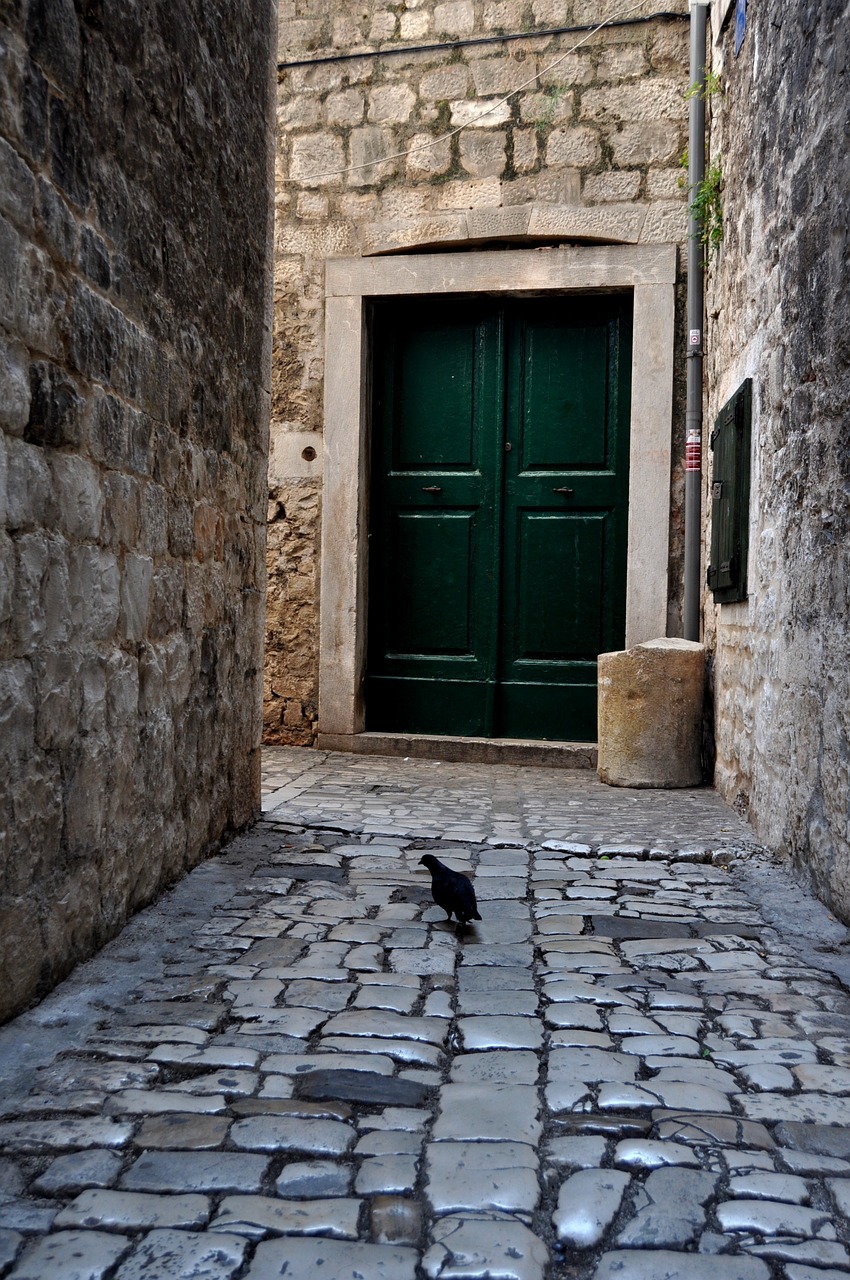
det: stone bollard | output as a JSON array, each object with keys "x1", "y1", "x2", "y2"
[{"x1": 597, "y1": 638, "x2": 705, "y2": 788}]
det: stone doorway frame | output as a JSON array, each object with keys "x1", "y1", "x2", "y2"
[{"x1": 318, "y1": 243, "x2": 677, "y2": 742}]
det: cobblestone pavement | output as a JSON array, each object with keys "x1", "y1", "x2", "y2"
[{"x1": 3, "y1": 749, "x2": 850, "y2": 1279}]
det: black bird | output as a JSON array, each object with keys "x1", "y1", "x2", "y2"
[{"x1": 419, "y1": 855, "x2": 482, "y2": 930}]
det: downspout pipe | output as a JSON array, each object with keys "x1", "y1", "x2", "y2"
[{"x1": 683, "y1": 0, "x2": 710, "y2": 641}]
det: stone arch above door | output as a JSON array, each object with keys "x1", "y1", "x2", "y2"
[
  {"x1": 318, "y1": 243, "x2": 677, "y2": 742},
  {"x1": 359, "y1": 202, "x2": 684, "y2": 256}
]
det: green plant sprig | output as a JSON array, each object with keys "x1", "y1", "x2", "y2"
[
  {"x1": 690, "y1": 156, "x2": 724, "y2": 253},
  {"x1": 685, "y1": 70, "x2": 723, "y2": 101}
]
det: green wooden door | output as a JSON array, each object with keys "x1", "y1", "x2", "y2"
[{"x1": 366, "y1": 294, "x2": 632, "y2": 742}]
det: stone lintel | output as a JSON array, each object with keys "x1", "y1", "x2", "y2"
[
  {"x1": 327, "y1": 243, "x2": 677, "y2": 297},
  {"x1": 355, "y1": 203, "x2": 665, "y2": 259}
]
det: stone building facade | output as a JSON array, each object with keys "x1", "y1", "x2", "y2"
[
  {"x1": 704, "y1": 0, "x2": 850, "y2": 916},
  {"x1": 268, "y1": 0, "x2": 692, "y2": 748},
  {"x1": 0, "y1": 0, "x2": 276, "y2": 1020}
]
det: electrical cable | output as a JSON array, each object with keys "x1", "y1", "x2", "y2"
[{"x1": 278, "y1": 11, "x2": 688, "y2": 71}]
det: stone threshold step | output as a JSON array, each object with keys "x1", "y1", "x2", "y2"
[{"x1": 316, "y1": 731, "x2": 597, "y2": 770}]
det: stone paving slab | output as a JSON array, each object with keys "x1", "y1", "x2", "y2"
[
  {"x1": 3, "y1": 748, "x2": 850, "y2": 1277},
  {"x1": 6, "y1": 1229, "x2": 133, "y2": 1280},
  {"x1": 114, "y1": 1229, "x2": 248, "y2": 1280},
  {"x1": 55, "y1": 1189, "x2": 212, "y2": 1231},
  {"x1": 424, "y1": 1212, "x2": 550, "y2": 1280},
  {"x1": 211, "y1": 1194, "x2": 362, "y2": 1239},
  {"x1": 244, "y1": 1238, "x2": 417, "y2": 1279}
]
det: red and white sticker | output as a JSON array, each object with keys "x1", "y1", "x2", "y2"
[{"x1": 686, "y1": 430, "x2": 701, "y2": 472}]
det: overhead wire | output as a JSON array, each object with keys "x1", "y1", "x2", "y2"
[{"x1": 277, "y1": 12, "x2": 688, "y2": 71}]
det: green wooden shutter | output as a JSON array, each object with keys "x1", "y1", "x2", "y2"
[{"x1": 708, "y1": 378, "x2": 752, "y2": 603}]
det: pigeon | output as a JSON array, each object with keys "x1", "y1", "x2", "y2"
[{"x1": 419, "y1": 854, "x2": 482, "y2": 930}]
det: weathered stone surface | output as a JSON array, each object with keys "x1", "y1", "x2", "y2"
[
  {"x1": 423, "y1": 1212, "x2": 549, "y2": 1280},
  {"x1": 212, "y1": 1196, "x2": 361, "y2": 1240},
  {"x1": 545, "y1": 1135, "x2": 608, "y2": 1169},
  {"x1": 426, "y1": 1141, "x2": 539, "y2": 1214},
  {"x1": 116, "y1": 1002, "x2": 228, "y2": 1030},
  {"x1": 112, "y1": 1229, "x2": 248, "y2": 1280},
  {"x1": 0, "y1": 338, "x2": 32, "y2": 436},
  {"x1": 552, "y1": 1169, "x2": 630, "y2": 1247},
  {"x1": 275, "y1": 1161, "x2": 352, "y2": 1198},
  {"x1": 6, "y1": 1230, "x2": 131, "y2": 1280},
  {"x1": 120, "y1": 1152, "x2": 270, "y2": 1194},
  {"x1": 775, "y1": 1124, "x2": 850, "y2": 1161},
  {"x1": 450, "y1": 1051, "x2": 538, "y2": 1085},
  {"x1": 321, "y1": 1012, "x2": 448, "y2": 1045},
  {"x1": 705, "y1": 0, "x2": 850, "y2": 920},
  {"x1": 736, "y1": 1093, "x2": 850, "y2": 1126},
  {"x1": 716, "y1": 1199, "x2": 833, "y2": 1238},
  {"x1": 594, "y1": 1253, "x2": 770, "y2": 1279},
  {"x1": 106, "y1": 1090, "x2": 227, "y2": 1117},
  {"x1": 458, "y1": 1016, "x2": 543, "y2": 1051},
  {"x1": 370, "y1": 1196, "x2": 422, "y2": 1246},
  {"x1": 0, "y1": 1118, "x2": 132, "y2": 1152},
  {"x1": 31, "y1": 1149, "x2": 123, "y2": 1195},
  {"x1": 616, "y1": 1168, "x2": 717, "y2": 1246},
  {"x1": 432, "y1": 1084, "x2": 541, "y2": 1143},
  {"x1": 55, "y1": 1190, "x2": 211, "y2": 1231},
  {"x1": 0, "y1": 1232, "x2": 21, "y2": 1274},
  {"x1": 356, "y1": 1155, "x2": 418, "y2": 1196},
  {"x1": 356, "y1": 1131, "x2": 423, "y2": 1157},
  {"x1": 230, "y1": 1116, "x2": 356, "y2": 1156},
  {"x1": 0, "y1": 1199, "x2": 58, "y2": 1233},
  {"x1": 293, "y1": 1069, "x2": 429, "y2": 1108},
  {"x1": 598, "y1": 640, "x2": 706, "y2": 788},
  {"x1": 1, "y1": 0, "x2": 273, "y2": 1021},
  {"x1": 245, "y1": 1239, "x2": 417, "y2": 1279},
  {"x1": 134, "y1": 1115, "x2": 230, "y2": 1150},
  {"x1": 728, "y1": 1172, "x2": 809, "y2": 1204}
]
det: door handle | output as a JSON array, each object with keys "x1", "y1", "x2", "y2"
[
  {"x1": 553, "y1": 487, "x2": 574, "y2": 496},
  {"x1": 421, "y1": 486, "x2": 442, "y2": 494}
]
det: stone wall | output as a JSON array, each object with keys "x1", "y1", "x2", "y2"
[
  {"x1": 0, "y1": 0, "x2": 276, "y2": 1020},
  {"x1": 267, "y1": 0, "x2": 692, "y2": 744},
  {"x1": 705, "y1": 1, "x2": 850, "y2": 913}
]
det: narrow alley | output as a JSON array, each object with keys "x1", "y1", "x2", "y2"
[{"x1": 3, "y1": 750, "x2": 850, "y2": 1279}]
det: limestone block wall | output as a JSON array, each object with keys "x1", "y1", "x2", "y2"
[
  {"x1": 0, "y1": 0, "x2": 276, "y2": 1020},
  {"x1": 704, "y1": 1, "x2": 850, "y2": 914},
  {"x1": 267, "y1": 0, "x2": 692, "y2": 744}
]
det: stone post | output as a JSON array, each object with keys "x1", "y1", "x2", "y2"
[{"x1": 597, "y1": 638, "x2": 706, "y2": 788}]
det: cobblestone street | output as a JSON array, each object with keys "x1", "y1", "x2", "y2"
[{"x1": 4, "y1": 748, "x2": 850, "y2": 1279}]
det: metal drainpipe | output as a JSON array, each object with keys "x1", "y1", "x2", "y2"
[{"x1": 683, "y1": 0, "x2": 710, "y2": 641}]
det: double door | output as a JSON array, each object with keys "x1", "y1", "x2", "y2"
[{"x1": 366, "y1": 294, "x2": 632, "y2": 742}]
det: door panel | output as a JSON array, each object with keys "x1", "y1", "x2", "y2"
[
  {"x1": 513, "y1": 511, "x2": 607, "y2": 658},
  {"x1": 520, "y1": 319, "x2": 611, "y2": 469},
  {"x1": 388, "y1": 511, "x2": 477, "y2": 656},
  {"x1": 394, "y1": 323, "x2": 479, "y2": 469},
  {"x1": 497, "y1": 298, "x2": 631, "y2": 739},
  {"x1": 367, "y1": 300, "x2": 502, "y2": 733},
  {"x1": 366, "y1": 293, "x2": 632, "y2": 741}
]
